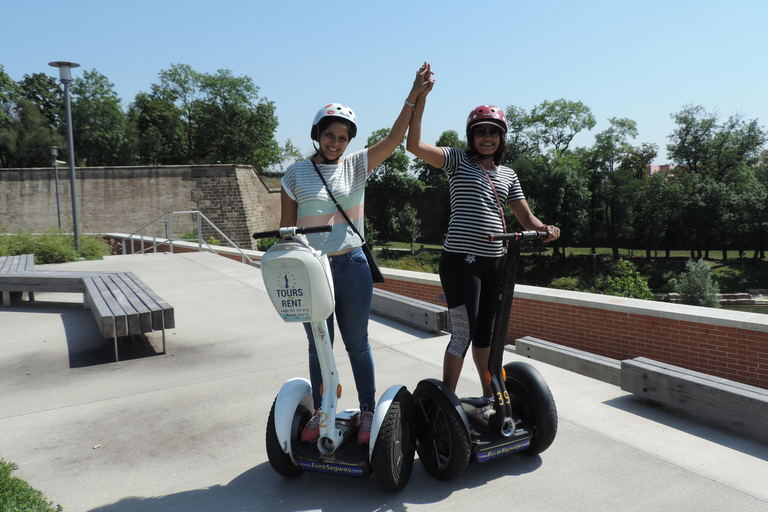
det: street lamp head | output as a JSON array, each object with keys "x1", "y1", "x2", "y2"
[
  {"x1": 48, "y1": 61, "x2": 80, "y2": 83},
  {"x1": 51, "y1": 146, "x2": 59, "y2": 157}
]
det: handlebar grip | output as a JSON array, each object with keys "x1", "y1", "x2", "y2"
[
  {"x1": 299, "y1": 225, "x2": 334, "y2": 234},
  {"x1": 488, "y1": 230, "x2": 548, "y2": 242},
  {"x1": 252, "y1": 229, "x2": 280, "y2": 240},
  {"x1": 252, "y1": 225, "x2": 333, "y2": 240}
]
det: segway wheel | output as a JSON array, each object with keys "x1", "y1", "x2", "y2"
[
  {"x1": 503, "y1": 361, "x2": 558, "y2": 454},
  {"x1": 412, "y1": 380, "x2": 470, "y2": 480},
  {"x1": 265, "y1": 397, "x2": 305, "y2": 477},
  {"x1": 372, "y1": 387, "x2": 416, "y2": 492}
]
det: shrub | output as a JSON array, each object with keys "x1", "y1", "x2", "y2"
[
  {"x1": 257, "y1": 237, "x2": 278, "y2": 251},
  {"x1": 551, "y1": 276, "x2": 580, "y2": 290},
  {"x1": 674, "y1": 258, "x2": 721, "y2": 308},
  {"x1": 0, "y1": 229, "x2": 109, "y2": 263},
  {"x1": 594, "y1": 259, "x2": 654, "y2": 300}
]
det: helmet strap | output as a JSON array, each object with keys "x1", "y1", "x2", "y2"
[{"x1": 312, "y1": 141, "x2": 340, "y2": 165}]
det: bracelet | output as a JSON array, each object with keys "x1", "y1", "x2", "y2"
[{"x1": 404, "y1": 99, "x2": 416, "y2": 108}]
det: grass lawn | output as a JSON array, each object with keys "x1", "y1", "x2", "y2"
[{"x1": 0, "y1": 459, "x2": 63, "y2": 511}]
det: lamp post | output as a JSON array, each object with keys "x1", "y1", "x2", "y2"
[
  {"x1": 51, "y1": 146, "x2": 61, "y2": 229},
  {"x1": 48, "y1": 61, "x2": 80, "y2": 251}
]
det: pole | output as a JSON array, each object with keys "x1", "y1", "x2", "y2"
[
  {"x1": 52, "y1": 147, "x2": 61, "y2": 230},
  {"x1": 62, "y1": 80, "x2": 80, "y2": 251}
]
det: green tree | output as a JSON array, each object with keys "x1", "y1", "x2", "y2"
[
  {"x1": 130, "y1": 64, "x2": 282, "y2": 170},
  {"x1": 366, "y1": 128, "x2": 424, "y2": 240},
  {"x1": 667, "y1": 104, "x2": 718, "y2": 174},
  {"x1": 593, "y1": 117, "x2": 638, "y2": 173},
  {"x1": 17, "y1": 73, "x2": 63, "y2": 128},
  {"x1": 674, "y1": 259, "x2": 720, "y2": 307},
  {"x1": 393, "y1": 203, "x2": 422, "y2": 253},
  {"x1": 526, "y1": 99, "x2": 596, "y2": 156},
  {"x1": 0, "y1": 98, "x2": 64, "y2": 167},
  {"x1": 70, "y1": 69, "x2": 132, "y2": 166},
  {"x1": 196, "y1": 69, "x2": 280, "y2": 171},
  {"x1": 595, "y1": 259, "x2": 654, "y2": 300}
]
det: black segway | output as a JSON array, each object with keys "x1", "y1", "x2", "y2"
[{"x1": 413, "y1": 230, "x2": 558, "y2": 480}]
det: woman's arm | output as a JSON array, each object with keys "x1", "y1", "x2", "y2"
[
  {"x1": 508, "y1": 199, "x2": 560, "y2": 242},
  {"x1": 280, "y1": 187, "x2": 298, "y2": 227},
  {"x1": 406, "y1": 76, "x2": 445, "y2": 169},
  {"x1": 366, "y1": 62, "x2": 434, "y2": 172}
]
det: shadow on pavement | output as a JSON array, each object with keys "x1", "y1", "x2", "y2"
[{"x1": 86, "y1": 454, "x2": 543, "y2": 512}]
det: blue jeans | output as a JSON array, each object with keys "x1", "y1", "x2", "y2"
[{"x1": 304, "y1": 247, "x2": 375, "y2": 410}]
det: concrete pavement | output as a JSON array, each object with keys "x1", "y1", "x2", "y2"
[{"x1": 1, "y1": 251, "x2": 767, "y2": 512}]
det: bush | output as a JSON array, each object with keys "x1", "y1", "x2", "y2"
[
  {"x1": 674, "y1": 258, "x2": 721, "y2": 308},
  {"x1": 257, "y1": 237, "x2": 278, "y2": 251},
  {"x1": 0, "y1": 229, "x2": 110, "y2": 263},
  {"x1": 551, "y1": 276, "x2": 581, "y2": 290},
  {"x1": 594, "y1": 259, "x2": 654, "y2": 300}
]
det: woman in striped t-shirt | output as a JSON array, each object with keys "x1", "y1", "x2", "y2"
[
  {"x1": 407, "y1": 86, "x2": 560, "y2": 419},
  {"x1": 281, "y1": 63, "x2": 434, "y2": 445}
]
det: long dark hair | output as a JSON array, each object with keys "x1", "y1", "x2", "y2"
[{"x1": 465, "y1": 125, "x2": 509, "y2": 166}]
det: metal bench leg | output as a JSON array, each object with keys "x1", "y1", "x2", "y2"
[{"x1": 161, "y1": 316, "x2": 166, "y2": 355}]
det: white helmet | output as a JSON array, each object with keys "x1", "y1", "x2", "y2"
[{"x1": 311, "y1": 103, "x2": 358, "y2": 141}]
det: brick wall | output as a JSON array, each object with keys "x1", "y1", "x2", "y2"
[{"x1": 376, "y1": 276, "x2": 768, "y2": 390}]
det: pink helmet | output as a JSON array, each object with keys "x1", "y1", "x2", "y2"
[
  {"x1": 466, "y1": 105, "x2": 508, "y2": 134},
  {"x1": 311, "y1": 103, "x2": 358, "y2": 141}
]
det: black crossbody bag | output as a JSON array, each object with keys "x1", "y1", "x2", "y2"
[{"x1": 310, "y1": 160, "x2": 385, "y2": 283}]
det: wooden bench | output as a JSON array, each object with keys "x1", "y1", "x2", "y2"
[
  {"x1": 515, "y1": 336, "x2": 621, "y2": 386},
  {"x1": 0, "y1": 254, "x2": 36, "y2": 305},
  {"x1": 621, "y1": 357, "x2": 768, "y2": 442},
  {"x1": 0, "y1": 266, "x2": 174, "y2": 362},
  {"x1": 371, "y1": 288, "x2": 450, "y2": 333}
]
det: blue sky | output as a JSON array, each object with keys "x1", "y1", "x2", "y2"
[{"x1": 3, "y1": 0, "x2": 766, "y2": 166}]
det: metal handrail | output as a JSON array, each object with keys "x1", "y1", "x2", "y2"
[{"x1": 123, "y1": 211, "x2": 256, "y2": 265}]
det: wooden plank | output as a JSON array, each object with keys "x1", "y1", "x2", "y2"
[
  {"x1": 90, "y1": 276, "x2": 128, "y2": 337},
  {"x1": 124, "y1": 272, "x2": 174, "y2": 329},
  {"x1": 83, "y1": 278, "x2": 117, "y2": 338},
  {"x1": 109, "y1": 273, "x2": 152, "y2": 333},
  {"x1": 117, "y1": 273, "x2": 164, "y2": 330},
  {"x1": 0, "y1": 272, "x2": 86, "y2": 293},
  {"x1": 371, "y1": 288, "x2": 448, "y2": 333},
  {"x1": 21, "y1": 254, "x2": 35, "y2": 271},
  {"x1": 621, "y1": 357, "x2": 768, "y2": 442},
  {"x1": 515, "y1": 336, "x2": 621, "y2": 386},
  {"x1": 101, "y1": 275, "x2": 141, "y2": 335}
]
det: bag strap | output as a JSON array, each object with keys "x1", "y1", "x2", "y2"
[
  {"x1": 310, "y1": 160, "x2": 366, "y2": 244},
  {"x1": 479, "y1": 165, "x2": 508, "y2": 236}
]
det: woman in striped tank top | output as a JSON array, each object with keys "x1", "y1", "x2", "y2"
[
  {"x1": 281, "y1": 63, "x2": 434, "y2": 445},
  {"x1": 407, "y1": 83, "x2": 560, "y2": 419}
]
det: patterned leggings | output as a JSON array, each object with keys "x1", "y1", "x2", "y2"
[{"x1": 439, "y1": 250, "x2": 504, "y2": 358}]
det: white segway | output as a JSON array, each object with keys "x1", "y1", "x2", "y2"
[{"x1": 253, "y1": 226, "x2": 415, "y2": 492}]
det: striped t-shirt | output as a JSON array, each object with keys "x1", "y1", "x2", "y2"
[
  {"x1": 281, "y1": 149, "x2": 369, "y2": 255},
  {"x1": 442, "y1": 147, "x2": 525, "y2": 257}
]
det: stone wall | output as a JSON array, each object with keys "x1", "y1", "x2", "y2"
[{"x1": 0, "y1": 165, "x2": 281, "y2": 250}]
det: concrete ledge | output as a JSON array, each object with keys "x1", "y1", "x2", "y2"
[
  {"x1": 621, "y1": 357, "x2": 768, "y2": 443},
  {"x1": 514, "y1": 336, "x2": 621, "y2": 386},
  {"x1": 371, "y1": 288, "x2": 449, "y2": 333}
]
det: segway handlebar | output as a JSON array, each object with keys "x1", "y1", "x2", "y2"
[
  {"x1": 252, "y1": 225, "x2": 333, "y2": 240},
  {"x1": 488, "y1": 230, "x2": 548, "y2": 242}
]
